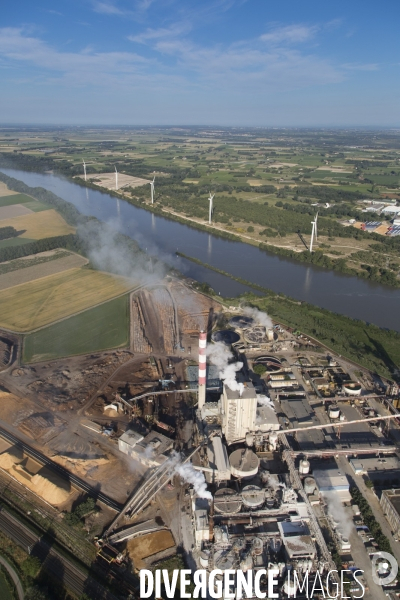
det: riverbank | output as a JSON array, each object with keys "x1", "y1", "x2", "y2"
[
  {"x1": 73, "y1": 177, "x2": 400, "y2": 289},
  {"x1": 178, "y1": 251, "x2": 400, "y2": 381}
]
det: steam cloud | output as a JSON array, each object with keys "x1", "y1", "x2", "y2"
[
  {"x1": 170, "y1": 452, "x2": 212, "y2": 500},
  {"x1": 257, "y1": 395, "x2": 275, "y2": 409},
  {"x1": 77, "y1": 218, "x2": 169, "y2": 284},
  {"x1": 207, "y1": 341, "x2": 244, "y2": 394},
  {"x1": 322, "y1": 491, "x2": 353, "y2": 538},
  {"x1": 243, "y1": 307, "x2": 273, "y2": 329}
]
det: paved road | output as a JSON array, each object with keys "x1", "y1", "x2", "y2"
[{"x1": 0, "y1": 554, "x2": 24, "y2": 600}]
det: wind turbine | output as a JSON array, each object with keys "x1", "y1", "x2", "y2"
[
  {"x1": 115, "y1": 166, "x2": 118, "y2": 191},
  {"x1": 310, "y1": 217, "x2": 317, "y2": 253},
  {"x1": 208, "y1": 192, "x2": 214, "y2": 224},
  {"x1": 149, "y1": 176, "x2": 155, "y2": 204},
  {"x1": 83, "y1": 160, "x2": 87, "y2": 181}
]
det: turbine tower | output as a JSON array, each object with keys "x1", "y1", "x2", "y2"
[
  {"x1": 83, "y1": 160, "x2": 87, "y2": 181},
  {"x1": 208, "y1": 192, "x2": 215, "y2": 224},
  {"x1": 315, "y1": 211, "x2": 319, "y2": 241},
  {"x1": 150, "y1": 176, "x2": 155, "y2": 204},
  {"x1": 310, "y1": 217, "x2": 316, "y2": 253},
  {"x1": 115, "y1": 166, "x2": 118, "y2": 191}
]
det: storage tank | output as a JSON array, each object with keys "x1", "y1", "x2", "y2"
[
  {"x1": 242, "y1": 485, "x2": 265, "y2": 509},
  {"x1": 343, "y1": 382, "x2": 362, "y2": 396},
  {"x1": 214, "y1": 488, "x2": 242, "y2": 514},
  {"x1": 303, "y1": 477, "x2": 316, "y2": 495},
  {"x1": 251, "y1": 537, "x2": 263, "y2": 556},
  {"x1": 283, "y1": 575, "x2": 297, "y2": 597},
  {"x1": 299, "y1": 459, "x2": 310, "y2": 475},
  {"x1": 229, "y1": 448, "x2": 259, "y2": 479},
  {"x1": 328, "y1": 405, "x2": 340, "y2": 419},
  {"x1": 199, "y1": 551, "x2": 210, "y2": 568}
]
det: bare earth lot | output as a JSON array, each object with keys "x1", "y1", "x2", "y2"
[
  {"x1": 88, "y1": 172, "x2": 149, "y2": 191},
  {"x1": 0, "y1": 253, "x2": 88, "y2": 291}
]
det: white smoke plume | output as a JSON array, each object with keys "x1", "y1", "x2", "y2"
[
  {"x1": 77, "y1": 218, "x2": 167, "y2": 284},
  {"x1": 257, "y1": 395, "x2": 275, "y2": 409},
  {"x1": 207, "y1": 341, "x2": 244, "y2": 394},
  {"x1": 322, "y1": 491, "x2": 353, "y2": 538},
  {"x1": 169, "y1": 452, "x2": 212, "y2": 500},
  {"x1": 243, "y1": 307, "x2": 273, "y2": 329}
]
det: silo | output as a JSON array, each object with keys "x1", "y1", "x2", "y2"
[
  {"x1": 303, "y1": 477, "x2": 316, "y2": 495},
  {"x1": 242, "y1": 485, "x2": 265, "y2": 509},
  {"x1": 299, "y1": 459, "x2": 310, "y2": 475},
  {"x1": 229, "y1": 448, "x2": 259, "y2": 479},
  {"x1": 328, "y1": 405, "x2": 340, "y2": 419}
]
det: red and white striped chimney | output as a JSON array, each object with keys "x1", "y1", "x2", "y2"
[{"x1": 198, "y1": 330, "x2": 207, "y2": 410}]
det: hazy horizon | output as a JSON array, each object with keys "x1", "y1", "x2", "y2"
[{"x1": 2, "y1": 0, "x2": 400, "y2": 126}]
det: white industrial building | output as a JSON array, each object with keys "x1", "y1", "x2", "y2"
[
  {"x1": 381, "y1": 205, "x2": 400, "y2": 215},
  {"x1": 118, "y1": 429, "x2": 173, "y2": 467},
  {"x1": 313, "y1": 467, "x2": 351, "y2": 503}
]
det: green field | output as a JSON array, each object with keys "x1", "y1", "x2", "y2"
[
  {"x1": 0, "y1": 193, "x2": 34, "y2": 206},
  {"x1": 0, "y1": 570, "x2": 13, "y2": 600},
  {"x1": 23, "y1": 294, "x2": 130, "y2": 363},
  {"x1": 0, "y1": 237, "x2": 34, "y2": 249}
]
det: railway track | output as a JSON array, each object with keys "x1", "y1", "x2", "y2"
[
  {"x1": 0, "y1": 425, "x2": 122, "y2": 511},
  {"x1": 0, "y1": 507, "x2": 119, "y2": 599}
]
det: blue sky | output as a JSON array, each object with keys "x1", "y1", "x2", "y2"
[{"x1": 1, "y1": 0, "x2": 399, "y2": 126}]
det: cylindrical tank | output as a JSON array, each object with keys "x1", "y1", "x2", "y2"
[
  {"x1": 343, "y1": 383, "x2": 362, "y2": 396},
  {"x1": 199, "y1": 551, "x2": 210, "y2": 568},
  {"x1": 303, "y1": 476, "x2": 316, "y2": 495},
  {"x1": 251, "y1": 537, "x2": 263, "y2": 556},
  {"x1": 229, "y1": 448, "x2": 259, "y2": 479},
  {"x1": 283, "y1": 575, "x2": 297, "y2": 597},
  {"x1": 328, "y1": 405, "x2": 340, "y2": 419},
  {"x1": 214, "y1": 488, "x2": 242, "y2": 514},
  {"x1": 299, "y1": 459, "x2": 310, "y2": 475},
  {"x1": 242, "y1": 485, "x2": 265, "y2": 509}
]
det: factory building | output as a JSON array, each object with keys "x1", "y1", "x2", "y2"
[
  {"x1": 312, "y1": 468, "x2": 351, "y2": 503},
  {"x1": 206, "y1": 435, "x2": 231, "y2": 482},
  {"x1": 350, "y1": 455, "x2": 400, "y2": 486},
  {"x1": 277, "y1": 521, "x2": 316, "y2": 561},
  {"x1": 221, "y1": 383, "x2": 257, "y2": 444},
  {"x1": 118, "y1": 429, "x2": 173, "y2": 467},
  {"x1": 380, "y1": 489, "x2": 400, "y2": 538}
]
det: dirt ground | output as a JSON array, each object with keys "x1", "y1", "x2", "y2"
[{"x1": 127, "y1": 530, "x2": 175, "y2": 569}]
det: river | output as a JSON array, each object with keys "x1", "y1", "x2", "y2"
[{"x1": 2, "y1": 168, "x2": 400, "y2": 332}]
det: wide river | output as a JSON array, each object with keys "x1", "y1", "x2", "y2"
[{"x1": 2, "y1": 168, "x2": 400, "y2": 331}]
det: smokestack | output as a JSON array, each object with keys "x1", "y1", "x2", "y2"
[{"x1": 198, "y1": 330, "x2": 207, "y2": 410}]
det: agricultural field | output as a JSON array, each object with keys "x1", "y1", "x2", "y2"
[
  {"x1": 0, "y1": 252, "x2": 87, "y2": 290},
  {"x1": 0, "y1": 209, "x2": 74, "y2": 240},
  {"x1": 1, "y1": 126, "x2": 400, "y2": 286},
  {"x1": 23, "y1": 294, "x2": 130, "y2": 362},
  {"x1": 0, "y1": 267, "x2": 138, "y2": 332}
]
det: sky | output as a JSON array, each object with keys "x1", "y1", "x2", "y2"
[{"x1": 1, "y1": 0, "x2": 400, "y2": 126}]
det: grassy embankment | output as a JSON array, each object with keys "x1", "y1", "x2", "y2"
[{"x1": 178, "y1": 252, "x2": 400, "y2": 381}]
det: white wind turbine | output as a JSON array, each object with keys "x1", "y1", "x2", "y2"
[
  {"x1": 150, "y1": 176, "x2": 155, "y2": 204},
  {"x1": 83, "y1": 160, "x2": 87, "y2": 181},
  {"x1": 310, "y1": 215, "x2": 317, "y2": 252},
  {"x1": 115, "y1": 166, "x2": 118, "y2": 190},
  {"x1": 208, "y1": 192, "x2": 215, "y2": 224}
]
